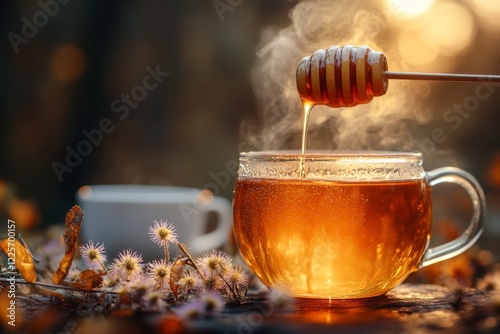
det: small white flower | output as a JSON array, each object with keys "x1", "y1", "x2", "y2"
[
  {"x1": 147, "y1": 259, "x2": 170, "y2": 287},
  {"x1": 67, "y1": 267, "x2": 81, "y2": 282},
  {"x1": 79, "y1": 241, "x2": 107, "y2": 270},
  {"x1": 200, "y1": 292, "x2": 225, "y2": 315},
  {"x1": 110, "y1": 249, "x2": 143, "y2": 280},
  {"x1": 102, "y1": 271, "x2": 121, "y2": 289},
  {"x1": 142, "y1": 291, "x2": 167, "y2": 312},
  {"x1": 148, "y1": 220, "x2": 178, "y2": 247},
  {"x1": 179, "y1": 270, "x2": 201, "y2": 293},
  {"x1": 196, "y1": 250, "x2": 232, "y2": 276},
  {"x1": 129, "y1": 274, "x2": 156, "y2": 296},
  {"x1": 225, "y1": 266, "x2": 249, "y2": 288}
]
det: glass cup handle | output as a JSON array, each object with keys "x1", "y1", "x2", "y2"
[{"x1": 419, "y1": 167, "x2": 486, "y2": 268}]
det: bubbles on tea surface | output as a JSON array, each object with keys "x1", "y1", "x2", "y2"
[{"x1": 239, "y1": 154, "x2": 424, "y2": 181}]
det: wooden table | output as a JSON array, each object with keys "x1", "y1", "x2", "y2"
[
  {"x1": 188, "y1": 284, "x2": 500, "y2": 334},
  {"x1": 15, "y1": 284, "x2": 500, "y2": 333}
]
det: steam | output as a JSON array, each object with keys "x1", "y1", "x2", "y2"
[{"x1": 245, "y1": 0, "x2": 432, "y2": 151}]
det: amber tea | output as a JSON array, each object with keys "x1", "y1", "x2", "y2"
[
  {"x1": 233, "y1": 152, "x2": 485, "y2": 298},
  {"x1": 234, "y1": 178, "x2": 431, "y2": 298}
]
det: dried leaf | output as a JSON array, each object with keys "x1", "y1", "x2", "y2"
[
  {"x1": 0, "y1": 238, "x2": 37, "y2": 283},
  {"x1": 70, "y1": 269, "x2": 105, "y2": 290},
  {"x1": 52, "y1": 205, "x2": 84, "y2": 285},
  {"x1": 18, "y1": 233, "x2": 39, "y2": 263},
  {"x1": 178, "y1": 242, "x2": 204, "y2": 280},
  {"x1": 169, "y1": 256, "x2": 186, "y2": 300}
]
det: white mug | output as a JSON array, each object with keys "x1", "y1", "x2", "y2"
[{"x1": 76, "y1": 185, "x2": 232, "y2": 261}]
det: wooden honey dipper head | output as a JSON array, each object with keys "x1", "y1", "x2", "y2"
[{"x1": 296, "y1": 45, "x2": 389, "y2": 108}]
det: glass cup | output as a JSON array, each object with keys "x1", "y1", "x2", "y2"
[{"x1": 232, "y1": 151, "x2": 485, "y2": 299}]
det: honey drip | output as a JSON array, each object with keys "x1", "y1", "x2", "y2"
[{"x1": 300, "y1": 100, "x2": 314, "y2": 178}]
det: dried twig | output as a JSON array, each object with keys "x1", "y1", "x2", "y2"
[{"x1": 0, "y1": 277, "x2": 119, "y2": 294}]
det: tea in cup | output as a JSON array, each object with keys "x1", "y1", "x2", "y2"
[{"x1": 232, "y1": 151, "x2": 485, "y2": 299}]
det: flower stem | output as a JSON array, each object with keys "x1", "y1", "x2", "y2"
[
  {"x1": 96, "y1": 258, "x2": 108, "y2": 273},
  {"x1": 164, "y1": 243, "x2": 170, "y2": 264},
  {"x1": 218, "y1": 273, "x2": 240, "y2": 302}
]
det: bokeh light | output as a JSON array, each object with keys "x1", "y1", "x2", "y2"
[
  {"x1": 384, "y1": 0, "x2": 434, "y2": 18},
  {"x1": 470, "y1": 0, "x2": 500, "y2": 31},
  {"x1": 78, "y1": 185, "x2": 93, "y2": 200},
  {"x1": 397, "y1": 31, "x2": 438, "y2": 67},
  {"x1": 51, "y1": 44, "x2": 86, "y2": 83},
  {"x1": 198, "y1": 189, "x2": 214, "y2": 206},
  {"x1": 422, "y1": 1, "x2": 475, "y2": 56}
]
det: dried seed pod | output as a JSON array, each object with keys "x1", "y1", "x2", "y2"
[{"x1": 296, "y1": 45, "x2": 389, "y2": 108}]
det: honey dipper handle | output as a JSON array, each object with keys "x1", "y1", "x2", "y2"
[{"x1": 385, "y1": 71, "x2": 500, "y2": 83}]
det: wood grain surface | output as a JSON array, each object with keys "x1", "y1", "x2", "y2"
[{"x1": 14, "y1": 283, "x2": 500, "y2": 333}]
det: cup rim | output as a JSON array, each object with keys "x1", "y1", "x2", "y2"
[
  {"x1": 237, "y1": 150, "x2": 425, "y2": 181},
  {"x1": 239, "y1": 150, "x2": 422, "y2": 160}
]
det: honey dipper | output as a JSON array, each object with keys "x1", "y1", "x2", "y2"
[{"x1": 296, "y1": 45, "x2": 500, "y2": 108}]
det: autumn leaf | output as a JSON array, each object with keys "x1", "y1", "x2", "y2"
[
  {"x1": 0, "y1": 238, "x2": 37, "y2": 283},
  {"x1": 52, "y1": 205, "x2": 84, "y2": 285},
  {"x1": 170, "y1": 256, "x2": 186, "y2": 301},
  {"x1": 70, "y1": 269, "x2": 105, "y2": 290},
  {"x1": 178, "y1": 242, "x2": 204, "y2": 279}
]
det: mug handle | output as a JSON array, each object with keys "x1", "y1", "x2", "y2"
[
  {"x1": 189, "y1": 196, "x2": 232, "y2": 255},
  {"x1": 419, "y1": 167, "x2": 486, "y2": 268}
]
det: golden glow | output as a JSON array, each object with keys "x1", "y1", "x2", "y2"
[
  {"x1": 385, "y1": 0, "x2": 434, "y2": 17},
  {"x1": 478, "y1": 250, "x2": 494, "y2": 266},
  {"x1": 397, "y1": 32, "x2": 438, "y2": 67},
  {"x1": 471, "y1": 0, "x2": 500, "y2": 30},
  {"x1": 78, "y1": 185, "x2": 93, "y2": 200},
  {"x1": 423, "y1": 2, "x2": 475, "y2": 55},
  {"x1": 233, "y1": 178, "x2": 432, "y2": 298},
  {"x1": 8, "y1": 199, "x2": 40, "y2": 229},
  {"x1": 484, "y1": 317, "x2": 497, "y2": 329},
  {"x1": 51, "y1": 44, "x2": 86, "y2": 82}
]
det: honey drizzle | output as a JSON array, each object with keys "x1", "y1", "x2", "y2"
[{"x1": 300, "y1": 100, "x2": 314, "y2": 179}]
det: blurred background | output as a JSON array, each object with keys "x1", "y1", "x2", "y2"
[
  {"x1": 0, "y1": 0, "x2": 499, "y2": 260},
  {"x1": 0, "y1": 0, "x2": 296, "y2": 226}
]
